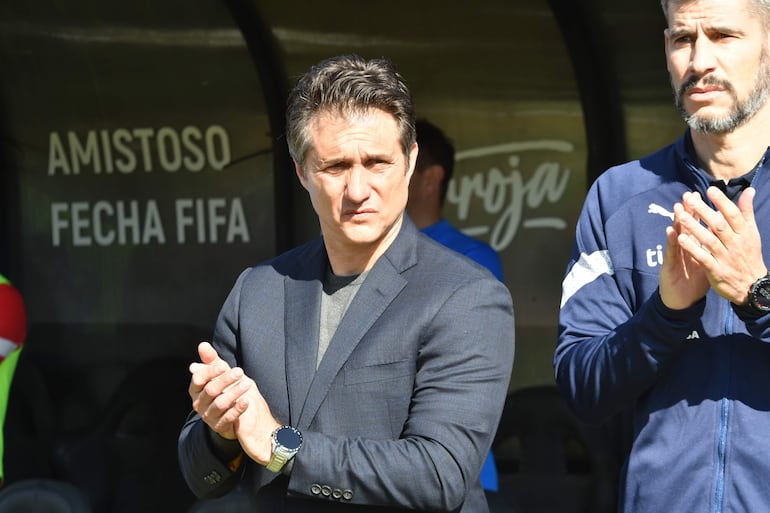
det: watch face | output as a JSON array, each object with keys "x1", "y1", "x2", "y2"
[
  {"x1": 276, "y1": 426, "x2": 302, "y2": 450},
  {"x1": 752, "y1": 276, "x2": 770, "y2": 311}
]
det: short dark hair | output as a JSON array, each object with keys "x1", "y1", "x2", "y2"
[
  {"x1": 415, "y1": 119, "x2": 455, "y2": 205},
  {"x1": 285, "y1": 54, "x2": 416, "y2": 168}
]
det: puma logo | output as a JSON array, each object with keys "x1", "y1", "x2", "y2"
[{"x1": 648, "y1": 203, "x2": 674, "y2": 221}]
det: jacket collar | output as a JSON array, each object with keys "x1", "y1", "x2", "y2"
[{"x1": 674, "y1": 130, "x2": 768, "y2": 198}]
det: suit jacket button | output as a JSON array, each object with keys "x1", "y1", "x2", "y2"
[
  {"x1": 310, "y1": 484, "x2": 322, "y2": 495},
  {"x1": 321, "y1": 485, "x2": 332, "y2": 496},
  {"x1": 342, "y1": 489, "x2": 354, "y2": 500},
  {"x1": 332, "y1": 488, "x2": 342, "y2": 499}
]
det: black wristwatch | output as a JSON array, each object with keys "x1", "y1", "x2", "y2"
[{"x1": 746, "y1": 272, "x2": 770, "y2": 315}]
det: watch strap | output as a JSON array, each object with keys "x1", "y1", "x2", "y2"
[{"x1": 266, "y1": 451, "x2": 289, "y2": 473}]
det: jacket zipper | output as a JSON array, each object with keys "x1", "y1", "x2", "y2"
[{"x1": 712, "y1": 300, "x2": 734, "y2": 513}]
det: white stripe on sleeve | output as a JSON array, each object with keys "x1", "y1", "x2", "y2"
[{"x1": 560, "y1": 250, "x2": 614, "y2": 308}]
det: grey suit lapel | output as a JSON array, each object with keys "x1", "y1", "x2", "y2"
[
  {"x1": 284, "y1": 241, "x2": 326, "y2": 426},
  {"x1": 296, "y1": 218, "x2": 419, "y2": 430}
]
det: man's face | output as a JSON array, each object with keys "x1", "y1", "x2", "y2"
[
  {"x1": 296, "y1": 108, "x2": 417, "y2": 256},
  {"x1": 665, "y1": 0, "x2": 770, "y2": 133}
]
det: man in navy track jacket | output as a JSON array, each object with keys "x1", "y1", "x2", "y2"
[{"x1": 555, "y1": 0, "x2": 770, "y2": 511}]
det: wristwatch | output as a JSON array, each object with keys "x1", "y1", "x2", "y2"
[
  {"x1": 266, "y1": 425, "x2": 303, "y2": 473},
  {"x1": 746, "y1": 272, "x2": 770, "y2": 315}
]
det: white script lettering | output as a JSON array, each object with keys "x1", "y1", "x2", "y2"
[{"x1": 448, "y1": 140, "x2": 573, "y2": 251}]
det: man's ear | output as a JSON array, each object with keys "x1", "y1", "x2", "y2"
[
  {"x1": 294, "y1": 161, "x2": 309, "y2": 191},
  {"x1": 406, "y1": 142, "x2": 419, "y2": 182}
]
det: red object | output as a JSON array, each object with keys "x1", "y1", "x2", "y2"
[{"x1": 0, "y1": 282, "x2": 26, "y2": 359}]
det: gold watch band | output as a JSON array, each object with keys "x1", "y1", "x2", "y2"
[{"x1": 266, "y1": 451, "x2": 289, "y2": 472}]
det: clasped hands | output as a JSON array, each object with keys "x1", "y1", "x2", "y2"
[
  {"x1": 660, "y1": 185, "x2": 767, "y2": 310},
  {"x1": 188, "y1": 341, "x2": 281, "y2": 466}
]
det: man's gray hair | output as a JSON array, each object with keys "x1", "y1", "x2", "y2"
[
  {"x1": 660, "y1": 0, "x2": 770, "y2": 25},
  {"x1": 285, "y1": 54, "x2": 416, "y2": 168}
]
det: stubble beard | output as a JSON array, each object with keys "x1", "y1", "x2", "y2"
[{"x1": 673, "y1": 48, "x2": 770, "y2": 134}]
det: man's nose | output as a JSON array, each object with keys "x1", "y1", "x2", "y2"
[
  {"x1": 689, "y1": 36, "x2": 718, "y2": 76},
  {"x1": 345, "y1": 166, "x2": 371, "y2": 202}
]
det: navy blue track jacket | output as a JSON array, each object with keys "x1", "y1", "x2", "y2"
[{"x1": 555, "y1": 132, "x2": 770, "y2": 513}]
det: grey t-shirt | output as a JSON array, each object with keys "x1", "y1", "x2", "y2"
[{"x1": 317, "y1": 268, "x2": 368, "y2": 368}]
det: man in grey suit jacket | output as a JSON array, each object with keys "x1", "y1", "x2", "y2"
[{"x1": 178, "y1": 54, "x2": 515, "y2": 513}]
